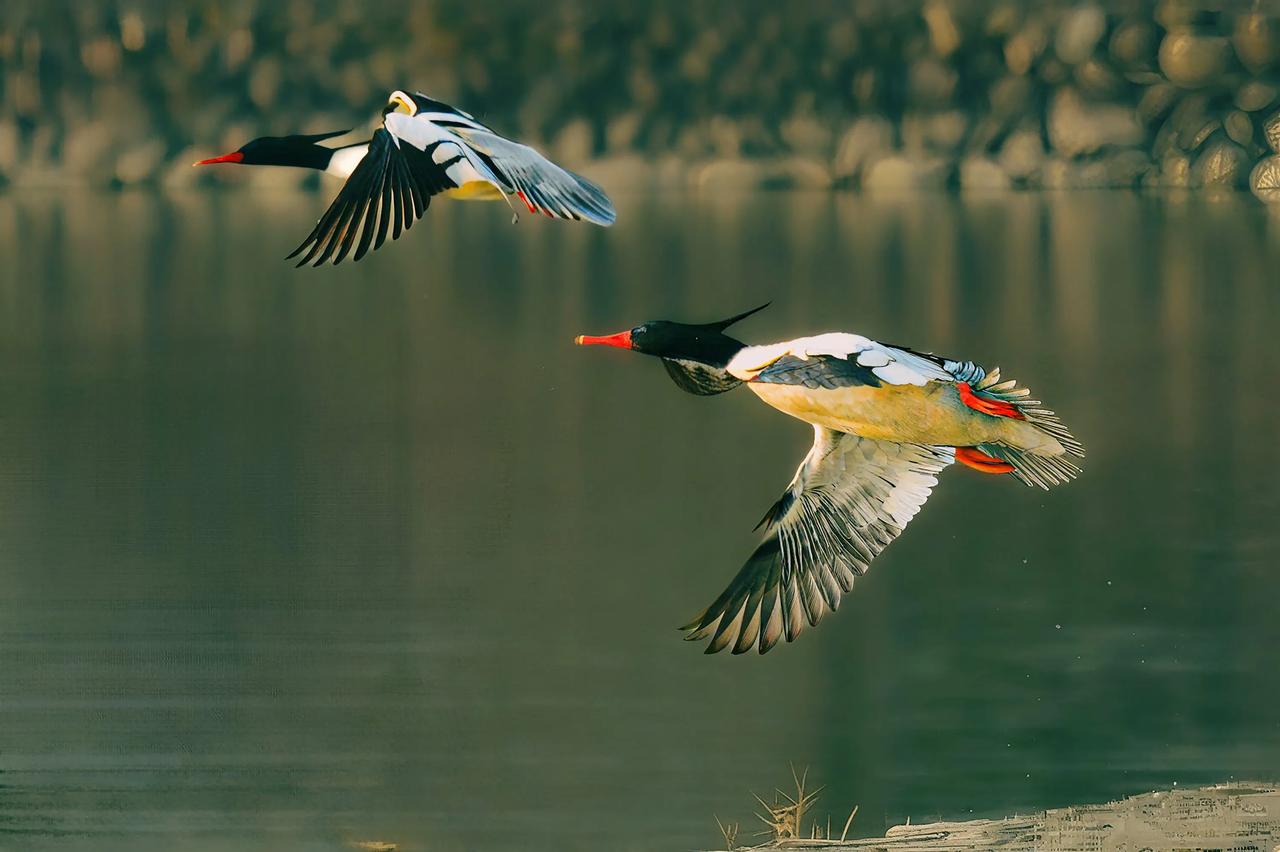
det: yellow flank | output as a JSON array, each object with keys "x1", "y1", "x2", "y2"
[
  {"x1": 747, "y1": 381, "x2": 1038, "y2": 448},
  {"x1": 443, "y1": 181, "x2": 505, "y2": 201}
]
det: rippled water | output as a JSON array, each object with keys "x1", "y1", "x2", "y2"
[{"x1": 0, "y1": 189, "x2": 1278, "y2": 851}]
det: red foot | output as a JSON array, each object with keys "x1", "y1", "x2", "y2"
[
  {"x1": 957, "y1": 382, "x2": 1025, "y2": 419},
  {"x1": 516, "y1": 190, "x2": 536, "y2": 213},
  {"x1": 956, "y1": 447, "x2": 1016, "y2": 474}
]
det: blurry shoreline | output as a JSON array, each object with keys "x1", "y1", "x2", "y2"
[{"x1": 2, "y1": 1, "x2": 1280, "y2": 199}]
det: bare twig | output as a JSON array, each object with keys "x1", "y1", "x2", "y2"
[
  {"x1": 714, "y1": 814, "x2": 739, "y2": 851},
  {"x1": 841, "y1": 804, "x2": 860, "y2": 841}
]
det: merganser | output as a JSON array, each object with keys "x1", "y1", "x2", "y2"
[
  {"x1": 195, "y1": 90, "x2": 615, "y2": 266},
  {"x1": 576, "y1": 305, "x2": 1084, "y2": 655}
]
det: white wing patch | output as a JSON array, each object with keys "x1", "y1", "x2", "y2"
[
  {"x1": 324, "y1": 144, "x2": 370, "y2": 180},
  {"x1": 383, "y1": 112, "x2": 503, "y2": 188},
  {"x1": 728, "y1": 333, "x2": 953, "y2": 386}
]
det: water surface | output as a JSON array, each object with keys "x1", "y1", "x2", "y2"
[{"x1": 0, "y1": 189, "x2": 1278, "y2": 851}]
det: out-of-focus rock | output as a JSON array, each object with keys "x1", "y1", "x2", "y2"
[
  {"x1": 959, "y1": 156, "x2": 1012, "y2": 191},
  {"x1": 985, "y1": 4, "x2": 1022, "y2": 38},
  {"x1": 1005, "y1": 22, "x2": 1047, "y2": 75},
  {"x1": 833, "y1": 116, "x2": 894, "y2": 179},
  {"x1": 763, "y1": 157, "x2": 832, "y2": 190},
  {"x1": 1038, "y1": 56, "x2": 1071, "y2": 86},
  {"x1": 1154, "y1": 0, "x2": 1199, "y2": 31},
  {"x1": 999, "y1": 125, "x2": 1046, "y2": 180},
  {"x1": 1236, "y1": 81, "x2": 1278, "y2": 112},
  {"x1": 652, "y1": 154, "x2": 690, "y2": 191},
  {"x1": 780, "y1": 111, "x2": 834, "y2": 157},
  {"x1": 1055, "y1": 5, "x2": 1107, "y2": 65},
  {"x1": 1193, "y1": 138, "x2": 1249, "y2": 187},
  {"x1": 989, "y1": 75, "x2": 1033, "y2": 117},
  {"x1": 115, "y1": 140, "x2": 167, "y2": 185},
  {"x1": 1138, "y1": 82, "x2": 1181, "y2": 125},
  {"x1": 1109, "y1": 19, "x2": 1158, "y2": 70},
  {"x1": 1181, "y1": 116, "x2": 1220, "y2": 151},
  {"x1": 1039, "y1": 154, "x2": 1145, "y2": 189},
  {"x1": 708, "y1": 116, "x2": 744, "y2": 158},
  {"x1": 1039, "y1": 158, "x2": 1083, "y2": 189},
  {"x1": 1249, "y1": 155, "x2": 1280, "y2": 202},
  {"x1": 248, "y1": 58, "x2": 283, "y2": 110},
  {"x1": 1075, "y1": 58, "x2": 1125, "y2": 98},
  {"x1": 1099, "y1": 149, "x2": 1153, "y2": 185},
  {"x1": 1160, "y1": 151, "x2": 1194, "y2": 187},
  {"x1": 694, "y1": 158, "x2": 767, "y2": 192},
  {"x1": 908, "y1": 57, "x2": 958, "y2": 107},
  {"x1": 1048, "y1": 87, "x2": 1143, "y2": 157},
  {"x1": 863, "y1": 156, "x2": 952, "y2": 191},
  {"x1": 851, "y1": 68, "x2": 881, "y2": 109},
  {"x1": 1225, "y1": 111, "x2": 1254, "y2": 147},
  {"x1": 1158, "y1": 29, "x2": 1232, "y2": 88},
  {"x1": 606, "y1": 112, "x2": 643, "y2": 153},
  {"x1": 578, "y1": 154, "x2": 655, "y2": 192},
  {"x1": 60, "y1": 121, "x2": 115, "y2": 180},
  {"x1": 1233, "y1": 13, "x2": 1280, "y2": 74},
  {"x1": 0, "y1": 121, "x2": 19, "y2": 176},
  {"x1": 923, "y1": 1, "x2": 963, "y2": 58},
  {"x1": 1156, "y1": 93, "x2": 1212, "y2": 154},
  {"x1": 901, "y1": 110, "x2": 968, "y2": 154},
  {"x1": 1264, "y1": 110, "x2": 1280, "y2": 152},
  {"x1": 552, "y1": 118, "x2": 594, "y2": 165}
]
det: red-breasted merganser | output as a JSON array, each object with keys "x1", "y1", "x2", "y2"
[
  {"x1": 195, "y1": 90, "x2": 615, "y2": 266},
  {"x1": 576, "y1": 304, "x2": 1083, "y2": 655}
]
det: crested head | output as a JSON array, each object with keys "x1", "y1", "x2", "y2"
[
  {"x1": 194, "y1": 128, "x2": 351, "y2": 169},
  {"x1": 575, "y1": 303, "x2": 769, "y2": 368}
]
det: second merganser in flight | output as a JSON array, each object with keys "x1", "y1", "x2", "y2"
[
  {"x1": 195, "y1": 90, "x2": 615, "y2": 267},
  {"x1": 576, "y1": 304, "x2": 1084, "y2": 655}
]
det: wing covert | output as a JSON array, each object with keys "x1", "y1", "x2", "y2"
[{"x1": 288, "y1": 125, "x2": 466, "y2": 266}]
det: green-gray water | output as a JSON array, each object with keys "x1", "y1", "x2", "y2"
[{"x1": 0, "y1": 190, "x2": 1277, "y2": 851}]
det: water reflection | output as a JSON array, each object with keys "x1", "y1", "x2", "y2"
[{"x1": 0, "y1": 189, "x2": 1277, "y2": 851}]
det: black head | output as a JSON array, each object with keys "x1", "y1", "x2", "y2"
[
  {"x1": 194, "y1": 128, "x2": 352, "y2": 170},
  {"x1": 576, "y1": 303, "x2": 769, "y2": 365}
]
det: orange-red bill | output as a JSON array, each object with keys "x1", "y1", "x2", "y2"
[
  {"x1": 574, "y1": 330, "x2": 633, "y2": 349},
  {"x1": 193, "y1": 152, "x2": 244, "y2": 166}
]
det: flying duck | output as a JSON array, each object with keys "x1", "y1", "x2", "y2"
[
  {"x1": 195, "y1": 89, "x2": 615, "y2": 266},
  {"x1": 576, "y1": 304, "x2": 1084, "y2": 655}
]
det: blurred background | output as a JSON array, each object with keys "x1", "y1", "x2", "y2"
[
  {"x1": 2, "y1": 3, "x2": 1280, "y2": 852},
  {"x1": 1, "y1": 0, "x2": 1280, "y2": 198}
]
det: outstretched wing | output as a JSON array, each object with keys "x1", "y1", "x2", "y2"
[
  {"x1": 682, "y1": 428, "x2": 954, "y2": 655},
  {"x1": 288, "y1": 125, "x2": 467, "y2": 267},
  {"x1": 448, "y1": 127, "x2": 616, "y2": 226}
]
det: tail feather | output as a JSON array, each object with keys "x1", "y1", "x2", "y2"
[
  {"x1": 945, "y1": 361, "x2": 1084, "y2": 489},
  {"x1": 973, "y1": 442, "x2": 1083, "y2": 490}
]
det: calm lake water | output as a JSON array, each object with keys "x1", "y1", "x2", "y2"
[{"x1": 0, "y1": 188, "x2": 1278, "y2": 852}]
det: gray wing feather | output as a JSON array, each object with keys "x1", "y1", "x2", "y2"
[{"x1": 449, "y1": 127, "x2": 616, "y2": 226}]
